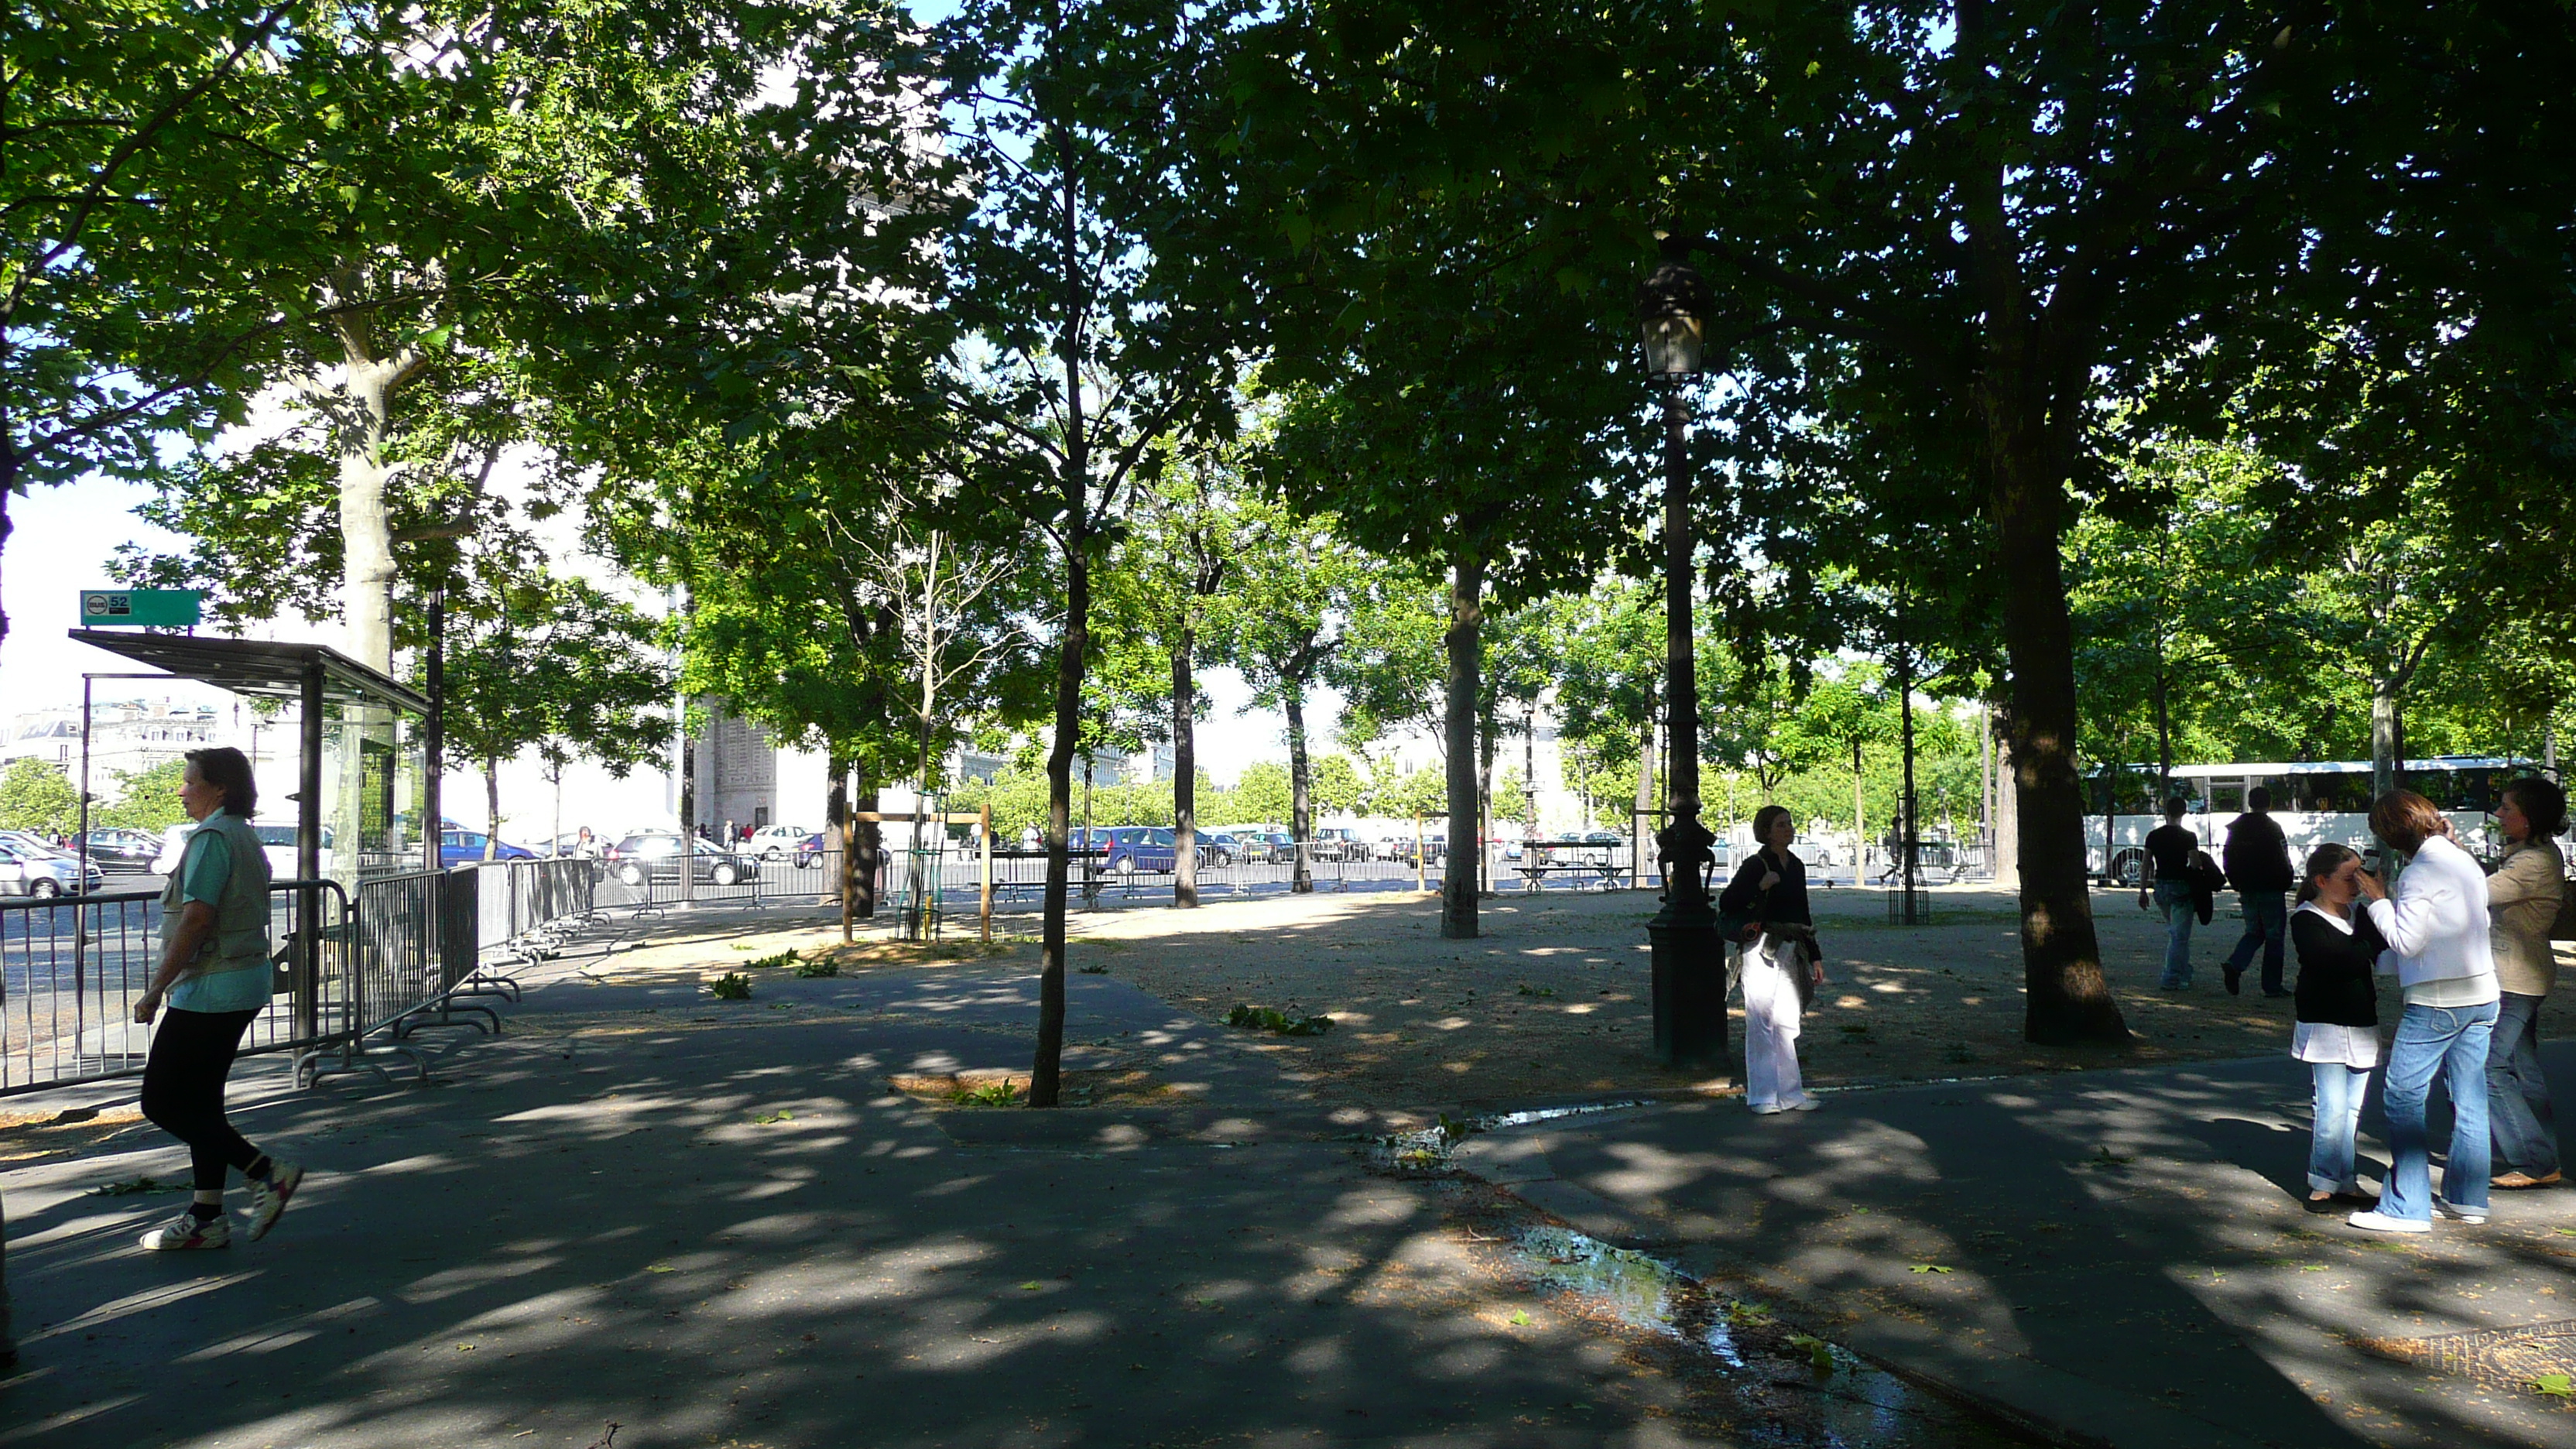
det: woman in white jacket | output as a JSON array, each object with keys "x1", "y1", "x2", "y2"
[{"x1": 2348, "y1": 790, "x2": 2498, "y2": 1234}]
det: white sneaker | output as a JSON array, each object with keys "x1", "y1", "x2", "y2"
[
  {"x1": 246, "y1": 1161, "x2": 303, "y2": 1242},
  {"x1": 2346, "y1": 1209, "x2": 2430, "y2": 1235},
  {"x1": 1750, "y1": 1101, "x2": 1787, "y2": 1115},
  {"x1": 140, "y1": 1211, "x2": 231, "y2": 1251},
  {"x1": 2432, "y1": 1197, "x2": 2487, "y2": 1225},
  {"x1": 1786, "y1": 1094, "x2": 1822, "y2": 1112}
]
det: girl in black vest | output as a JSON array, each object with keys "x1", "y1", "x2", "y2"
[{"x1": 2290, "y1": 843, "x2": 2386, "y2": 1210}]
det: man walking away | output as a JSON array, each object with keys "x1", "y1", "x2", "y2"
[
  {"x1": 2140, "y1": 797, "x2": 2200, "y2": 989},
  {"x1": 2224, "y1": 786, "x2": 2296, "y2": 998}
]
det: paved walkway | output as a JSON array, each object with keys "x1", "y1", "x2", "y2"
[
  {"x1": 8, "y1": 899, "x2": 2571, "y2": 1449},
  {"x1": 1452, "y1": 1043, "x2": 2576, "y2": 1449},
  {"x1": 1, "y1": 941, "x2": 1968, "y2": 1449}
]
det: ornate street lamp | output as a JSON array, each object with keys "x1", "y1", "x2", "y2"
[{"x1": 1636, "y1": 250, "x2": 1725, "y2": 1070}]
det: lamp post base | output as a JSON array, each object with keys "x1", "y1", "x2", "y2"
[{"x1": 1649, "y1": 893, "x2": 1728, "y2": 1070}]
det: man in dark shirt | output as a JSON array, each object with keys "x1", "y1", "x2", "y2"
[
  {"x1": 2139, "y1": 796, "x2": 2201, "y2": 988},
  {"x1": 2220, "y1": 786, "x2": 2296, "y2": 997}
]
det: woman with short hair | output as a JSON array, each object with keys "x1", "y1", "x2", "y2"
[
  {"x1": 2486, "y1": 776, "x2": 2567, "y2": 1189},
  {"x1": 2348, "y1": 790, "x2": 2497, "y2": 1234},
  {"x1": 133, "y1": 747, "x2": 303, "y2": 1250},
  {"x1": 2289, "y1": 844, "x2": 2385, "y2": 1209},
  {"x1": 1718, "y1": 805, "x2": 1824, "y2": 1115}
]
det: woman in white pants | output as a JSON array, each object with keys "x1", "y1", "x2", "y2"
[{"x1": 1719, "y1": 805, "x2": 1824, "y2": 1114}]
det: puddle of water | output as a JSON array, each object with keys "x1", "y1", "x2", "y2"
[
  {"x1": 1375, "y1": 1098, "x2": 1659, "y2": 1173},
  {"x1": 1502, "y1": 1224, "x2": 2034, "y2": 1448}
]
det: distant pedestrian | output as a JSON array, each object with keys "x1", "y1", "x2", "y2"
[
  {"x1": 133, "y1": 747, "x2": 303, "y2": 1251},
  {"x1": 1719, "y1": 805, "x2": 1824, "y2": 1115},
  {"x1": 2347, "y1": 790, "x2": 2496, "y2": 1235},
  {"x1": 2139, "y1": 796, "x2": 2199, "y2": 989},
  {"x1": 2485, "y1": 776, "x2": 2567, "y2": 1190},
  {"x1": 2222, "y1": 786, "x2": 2297, "y2": 997},
  {"x1": 2289, "y1": 844, "x2": 2386, "y2": 1211}
]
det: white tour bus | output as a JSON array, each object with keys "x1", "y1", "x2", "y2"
[{"x1": 2084, "y1": 755, "x2": 2546, "y2": 886}]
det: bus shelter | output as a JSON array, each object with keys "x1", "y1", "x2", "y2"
[{"x1": 69, "y1": 632, "x2": 435, "y2": 1043}]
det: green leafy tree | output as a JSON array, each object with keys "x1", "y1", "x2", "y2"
[
  {"x1": 1226, "y1": 763, "x2": 1293, "y2": 829},
  {"x1": 1546, "y1": 578, "x2": 1664, "y2": 833},
  {"x1": 0, "y1": 759, "x2": 81, "y2": 836},
  {"x1": 1094, "y1": 454, "x2": 1239, "y2": 906},
  {"x1": 1200, "y1": 2, "x2": 2576, "y2": 1040},
  {"x1": 441, "y1": 571, "x2": 672, "y2": 856},
  {"x1": 1208, "y1": 497, "x2": 1368, "y2": 891},
  {"x1": 95, "y1": 759, "x2": 194, "y2": 833},
  {"x1": 934, "y1": 0, "x2": 1249, "y2": 1105}
]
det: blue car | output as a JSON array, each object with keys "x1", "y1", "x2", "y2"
[{"x1": 440, "y1": 829, "x2": 538, "y2": 866}]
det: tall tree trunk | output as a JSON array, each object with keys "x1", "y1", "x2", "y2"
[
  {"x1": 1990, "y1": 447, "x2": 2128, "y2": 1045},
  {"x1": 482, "y1": 758, "x2": 502, "y2": 860},
  {"x1": 1852, "y1": 739, "x2": 1865, "y2": 886},
  {"x1": 1898, "y1": 646, "x2": 1920, "y2": 920},
  {"x1": 1441, "y1": 547, "x2": 1485, "y2": 937},
  {"x1": 827, "y1": 752, "x2": 849, "y2": 916},
  {"x1": 2152, "y1": 655, "x2": 2173, "y2": 807},
  {"x1": 1632, "y1": 697, "x2": 1657, "y2": 821},
  {"x1": 0, "y1": 485, "x2": 15, "y2": 657},
  {"x1": 1032, "y1": 544, "x2": 1088, "y2": 1108},
  {"x1": 1992, "y1": 699, "x2": 2021, "y2": 892},
  {"x1": 1478, "y1": 726, "x2": 1495, "y2": 897},
  {"x1": 1286, "y1": 685, "x2": 1314, "y2": 893},
  {"x1": 326, "y1": 307, "x2": 420, "y2": 676},
  {"x1": 1173, "y1": 629, "x2": 1197, "y2": 908},
  {"x1": 2370, "y1": 675, "x2": 2400, "y2": 803},
  {"x1": 855, "y1": 766, "x2": 880, "y2": 920}
]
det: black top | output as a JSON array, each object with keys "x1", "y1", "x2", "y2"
[
  {"x1": 1718, "y1": 848, "x2": 1810, "y2": 933},
  {"x1": 2290, "y1": 906, "x2": 2383, "y2": 1028},
  {"x1": 2144, "y1": 823, "x2": 2197, "y2": 880},
  {"x1": 2223, "y1": 811, "x2": 2293, "y2": 892}
]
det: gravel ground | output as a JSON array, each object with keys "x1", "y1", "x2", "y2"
[{"x1": 484, "y1": 884, "x2": 2575, "y2": 1124}]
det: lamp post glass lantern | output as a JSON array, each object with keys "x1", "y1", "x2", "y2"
[{"x1": 1636, "y1": 253, "x2": 1725, "y2": 1070}]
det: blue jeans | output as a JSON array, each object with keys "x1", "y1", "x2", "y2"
[
  {"x1": 2225, "y1": 892, "x2": 2289, "y2": 994},
  {"x1": 2488, "y1": 992, "x2": 2559, "y2": 1179},
  {"x1": 2153, "y1": 881, "x2": 2195, "y2": 987},
  {"x1": 2309, "y1": 1061, "x2": 2372, "y2": 1194},
  {"x1": 2380, "y1": 999, "x2": 2497, "y2": 1221}
]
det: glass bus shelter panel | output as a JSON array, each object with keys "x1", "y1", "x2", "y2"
[{"x1": 322, "y1": 701, "x2": 429, "y2": 882}]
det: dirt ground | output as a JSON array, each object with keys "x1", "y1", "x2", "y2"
[{"x1": 551, "y1": 883, "x2": 2576, "y2": 1122}]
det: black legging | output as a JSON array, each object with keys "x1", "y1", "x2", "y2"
[{"x1": 139, "y1": 1007, "x2": 262, "y2": 1192}]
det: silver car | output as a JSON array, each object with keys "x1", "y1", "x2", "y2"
[{"x1": 0, "y1": 837, "x2": 108, "y2": 897}]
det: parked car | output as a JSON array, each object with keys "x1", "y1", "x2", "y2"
[
  {"x1": 254, "y1": 822, "x2": 344, "y2": 876},
  {"x1": 1382, "y1": 834, "x2": 1446, "y2": 865},
  {"x1": 0, "y1": 837, "x2": 105, "y2": 897},
  {"x1": 743, "y1": 824, "x2": 814, "y2": 861},
  {"x1": 440, "y1": 829, "x2": 540, "y2": 867},
  {"x1": 1310, "y1": 827, "x2": 1372, "y2": 862},
  {"x1": 605, "y1": 832, "x2": 758, "y2": 887},
  {"x1": 71, "y1": 827, "x2": 163, "y2": 870},
  {"x1": 1194, "y1": 831, "x2": 1240, "y2": 868},
  {"x1": 1248, "y1": 831, "x2": 1297, "y2": 864},
  {"x1": 794, "y1": 831, "x2": 828, "y2": 868},
  {"x1": 1098, "y1": 826, "x2": 1180, "y2": 874}
]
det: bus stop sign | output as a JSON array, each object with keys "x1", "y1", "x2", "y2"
[{"x1": 79, "y1": 589, "x2": 201, "y2": 628}]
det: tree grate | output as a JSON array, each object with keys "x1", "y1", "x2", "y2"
[{"x1": 2360, "y1": 1318, "x2": 2576, "y2": 1400}]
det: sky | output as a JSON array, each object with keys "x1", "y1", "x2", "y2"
[{"x1": 0, "y1": 476, "x2": 1355, "y2": 838}]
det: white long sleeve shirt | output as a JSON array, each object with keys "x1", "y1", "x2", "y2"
[{"x1": 2367, "y1": 834, "x2": 2499, "y2": 1008}]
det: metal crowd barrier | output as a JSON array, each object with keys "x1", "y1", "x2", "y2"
[
  {"x1": 0, "y1": 860, "x2": 616, "y2": 1098},
  {"x1": 2, "y1": 881, "x2": 354, "y2": 1098}
]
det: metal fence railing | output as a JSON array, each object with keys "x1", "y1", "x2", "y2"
[
  {"x1": 1, "y1": 858, "x2": 612, "y2": 1098},
  {"x1": 2, "y1": 880, "x2": 355, "y2": 1098}
]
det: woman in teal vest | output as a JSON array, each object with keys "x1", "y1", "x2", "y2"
[{"x1": 132, "y1": 747, "x2": 303, "y2": 1251}]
